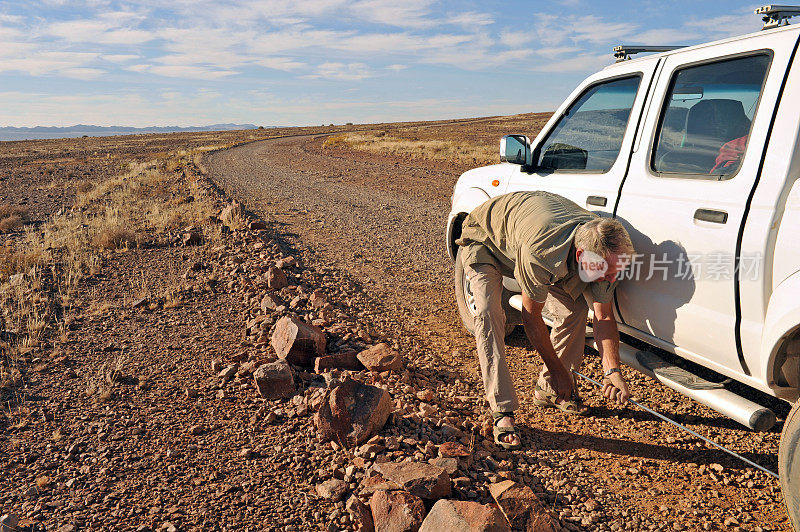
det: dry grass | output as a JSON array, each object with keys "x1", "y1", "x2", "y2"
[
  {"x1": 0, "y1": 205, "x2": 27, "y2": 233},
  {"x1": 90, "y1": 226, "x2": 138, "y2": 250},
  {"x1": 323, "y1": 132, "x2": 498, "y2": 167}
]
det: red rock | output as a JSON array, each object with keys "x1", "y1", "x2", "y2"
[
  {"x1": 314, "y1": 377, "x2": 392, "y2": 447},
  {"x1": 438, "y1": 442, "x2": 470, "y2": 458},
  {"x1": 271, "y1": 316, "x2": 326, "y2": 366},
  {"x1": 428, "y1": 457, "x2": 458, "y2": 475},
  {"x1": 309, "y1": 289, "x2": 328, "y2": 309},
  {"x1": 220, "y1": 202, "x2": 244, "y2": 229},
  {"x1": 488, "y1": 480, "x2": 556, "y2": 532},
  {"x1": 370, "y1": 490, "x2": 426, "y2": 532},
  {"x1": 266, "y1": 265, "x2": 288, "y2": 290},
  {"x1": 372, "y1": 462, "x2": 451, "y2": 500},
  {"x1": 347, "y1": 495, "x2": 375, "y2": 532},
  {"x1": 316, "y1": 478, "x2": 348, "y2": 501},
  {"x1": 218, "y1": 364, "x2": 238, "y2": 385},
  {"x1": 357, "y1": 343, "x2": 402, "y2": 372},
  {"x1": 253, "y1": 360, "x2": 295, "y2": 399},
  {"x1": 182, "y1": 230, "x2": 202, "y2": 246},
  {"x1": 314, "y1": 350, "x2": 362, "y2": 372},
  {"x1": 419, "y1": 500, "x2": 510, "y2": 532},
  {"x1": 260, "y1": 293, "x2": 283, "y2": 313}
]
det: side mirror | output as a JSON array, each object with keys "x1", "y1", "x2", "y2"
[{"x1": 500, "y1": 134, "x2": 532, "y2": 166}]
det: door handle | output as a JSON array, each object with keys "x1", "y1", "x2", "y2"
[
  {"x1": 586, "y1": 195, "x2": 607, "y2": 207},
  {"x1": 694, "y1": 208, "x2": 728, "y2": 224}
]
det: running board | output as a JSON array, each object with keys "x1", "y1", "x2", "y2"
[{"x1": 507, "y1": 294, "x2": 776, "y2": 431}]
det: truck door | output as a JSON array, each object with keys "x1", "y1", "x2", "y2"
[
  {"x1": 505, "y1": 57, "x2": 659, "y2": 216},
  {"x1": 614, "y1": 30, "x2": 798, "y2": 376}
]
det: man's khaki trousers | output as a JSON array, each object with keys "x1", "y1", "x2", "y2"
[{"x1": 465, "y1": 263, "x2": 589, "y2": 412}]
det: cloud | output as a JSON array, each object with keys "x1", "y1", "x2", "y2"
[
  {"x1": 533, "y1": 52, "x2": 610, "y2": 73},
  {"x1": 46, "y1": 11, "x2": 155, "y2": 45},
  {"x1": 308, "y1": 62, "x2": 372, "y2": 81},
  {"x1": 349, "y1": 0, "x2": 436, "y2": 28},
  {"x1": 448, "y1": 12, "x2": 494, "y2": 27}
]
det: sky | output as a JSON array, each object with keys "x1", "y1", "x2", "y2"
[{"x1": 0, "y1": 0, "x2": 768, "y2": 127}]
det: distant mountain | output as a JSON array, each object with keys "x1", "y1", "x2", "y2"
[{"x1": 0, "y1": 123, "x2": 265, "y2": 141}]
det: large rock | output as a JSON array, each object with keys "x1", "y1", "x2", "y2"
[
  {"x1": 315, "y1": 377, "x2": 392, "y2": 447},
  {"x1": 370, "y1": 490, "x2": 426, "y2": 532},
  {"x1": 317, "y1": 478, "x2": 348, "y2": 501},
  {"x1": 260, "y1": 293, "x2": 283, "y2": 313},
  {"x1": 372, "y1": 462, "x2": 451, "y2": 500},
  {"x1": 266, "y1": 265, "x2": 288, "y2": 290},
  {"x1": 220, "y1": 201, "x2": 245, "y2": 229},
  {"x1": 347, "y1": 495, "x2": 376, "y2": 532},
  {"x1": 253, "y1": 360, "x2": 295, "y2": 399},
  {"x1": 357, "y1": 343, "x2": 402, "y2": 372},
  {"x1": 419, "y1": 500, "x2": 510, "y2": 532},
  {"x1": 315, "y1": 350, "x2": 362, "y2": 372},
  {"x1": 489, "y1": 480, "x2": 557, "y2": 532},
  {"x1": 271, "y1": 316, "x2": 326, "y2": 366}
]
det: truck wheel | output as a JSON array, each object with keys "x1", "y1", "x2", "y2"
[
  {"x1": 454, "y1": 247, "x2": 516, "y2": 338},
  {"x1": 780, "y1": 399, "x2": 800, "y2": 530}
]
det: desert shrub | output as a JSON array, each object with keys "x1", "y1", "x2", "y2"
[
  {"x1": 322, "y1": 134, "x2": 349, "y2": 148},
  {"x1": 76, "y1": 181, "x2": 94, "y2": 194},
  {"x1": 0, "y1": 205, "x2": 27, "y2": 233},
  {"x1": 0, "y1": 246, "x2": 43, "y2": 279},
  {"x1": 91, "y1": 227, "x2": 138, "y2": 250}
]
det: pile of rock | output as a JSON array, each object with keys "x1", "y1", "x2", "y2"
[{"x1": 205, "y1": 204, "x2": 560, "y2": 532}]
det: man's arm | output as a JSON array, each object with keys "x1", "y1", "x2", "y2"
[
  {"x1": 520, "y1": 293, "x2": 575, "y2": 401},
  {"x1": 593, "y1": 301, "x2": 630, "y2": 404}
]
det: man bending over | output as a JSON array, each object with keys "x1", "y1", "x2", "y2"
[{"x1": 456, "y1": 191, "x2": 634, "y2": 450}]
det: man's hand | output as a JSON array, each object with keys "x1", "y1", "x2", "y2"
[
  {"x1": 550, "y1": 361, "x2": 575, "y2": 402},
  {"x1": 602, "y1": 371, "x2": 630, "y2": 405}
]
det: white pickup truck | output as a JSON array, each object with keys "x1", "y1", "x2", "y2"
[{"x1": 446, "y1": 6, "x2": 800, "y2": 527}]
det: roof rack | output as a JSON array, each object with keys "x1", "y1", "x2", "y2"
[
  {"x1": 756, "y1": 5, "x2": 800, "y2": 29},
  {"x1": 613, "y1": 45, "x2": 686, "y2": 62}
]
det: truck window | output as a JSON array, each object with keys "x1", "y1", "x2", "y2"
[
  {"x1": 652, "y1": 54, "x2": 771, "y2": 179},
  {"x1": 536, "y1": 75, "x2": 641, "y2": 173}
]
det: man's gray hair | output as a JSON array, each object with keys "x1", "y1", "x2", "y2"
[{"x1": 574, "y1": 218, "x2": 634, "y2": 258}]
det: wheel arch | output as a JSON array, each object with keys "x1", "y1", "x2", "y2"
[
  {"x1": 446, "y1": 186, "x2": 490, "y2": 262},
  {"x1": 761, "y1": 270, "x2": 800, "y2": 402}
]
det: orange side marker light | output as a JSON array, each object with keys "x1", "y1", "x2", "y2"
[{"x1": 491, "y1": 179, "x2": 500, "y2": 187}]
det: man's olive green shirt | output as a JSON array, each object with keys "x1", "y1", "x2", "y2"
[{"x1": 455, "y1": 191, "x2": 616, "y2": 304}]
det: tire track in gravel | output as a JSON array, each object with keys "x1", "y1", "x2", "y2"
[{"x1": 207, "y1": 134, "x2": 792, "y2": 531}]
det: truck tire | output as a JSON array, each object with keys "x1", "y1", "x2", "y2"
[
  {"x1": 780, "y1": 399, "x2": 800, "y2": 530},
  {"x1": 454, "y1": 247, "x2": 517, "y2": 338}
]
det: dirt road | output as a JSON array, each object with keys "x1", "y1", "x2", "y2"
[{"x1": 208, "y1": 134, "x2": 792, "y2": 531}]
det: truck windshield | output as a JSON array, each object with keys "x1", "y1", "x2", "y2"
[{"x1": 537, "y1": 75, "x2": 642, "y2": 173}]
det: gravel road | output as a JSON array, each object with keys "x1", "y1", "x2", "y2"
[{"x1": 207, "y1": 134, "x2": 793, "y2": 531}]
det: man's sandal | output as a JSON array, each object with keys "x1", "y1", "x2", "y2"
[
  {"x1": 491, "y1": 411, "x2": 522, "y2": 451},
  {"x1": 533, "y1": 384, "x2": 590, "y2": 416}
]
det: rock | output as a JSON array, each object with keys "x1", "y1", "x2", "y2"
[
  {"x1": 266, "y1": 265, "x2": 288, "y2": 290},
  {"x1": 211, "y1": 359, "x2": 224, "y2": 373},
  {"x1": 372, "y1": 462, "x2": 451, "y2": 500},
  {"x1": 438, "y1": 442, "x2": 470, "y2": 459},
  {"x1": 370, "y1": 490, "x2": 426, "y2": 532},
  {"x1": 182, "y1": 230, "x2": 202, "y2": 246},
  {"x1": 429, "y1": 457, "x2": 459, "y2": 475},
  {"x1": 488, "y1": 480, "x2": 556, "y2": 532},
  {"x1": 347, "y1": 495, "x2": 375, "y2": 532},
  {"x1": 248, "y1": 220, "x2": 268, "y2": 230},
  {"x1": 253, "y1": 360, "x2": 295, "y2": 399},
  {"x1": 315, "y1": 350, "x2": 362, "y2": 372},
  {"x1": 57, "y1": 525, "x2": 76, "y2": 532},
  {"x1": 218, "y1": 364, "x2": 238, "y2": 385},
  {"x1": 260, "y1": 293, "x2": 283, "y2": 313},
  {"x1": 317, "y1": 478, "x2": 348, "y2": 501},
  {"x1": 271, "y1": 316, "x2": 326, "y2": 366},
  {"x1": 221, "y1": 201, "x2": 244, "y2": 229},
  {"x1": 416, "y1": 390, "x2": 434, "y2": 402},
  {"x1": 357, "y1": 343, "x2": 402, "y2": 372},
  {"x1": 132, "y1": 297, "x2": 148, "y2": 309},
  {"x1": 315, "y1": 377, "x2": 392, "y2": 447},
  {"x1": 419, "y1": 500, "x2": 510, "y2": 532},
  {"x1": 309, "y1": 289, "x2": 328, "y2": 309},
  {"x1": 0, "y1": 514, "x2": 19, "y2": 532},
  {"x1": 238, "y1": 448, "x2": 253, "y2": 459}
]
